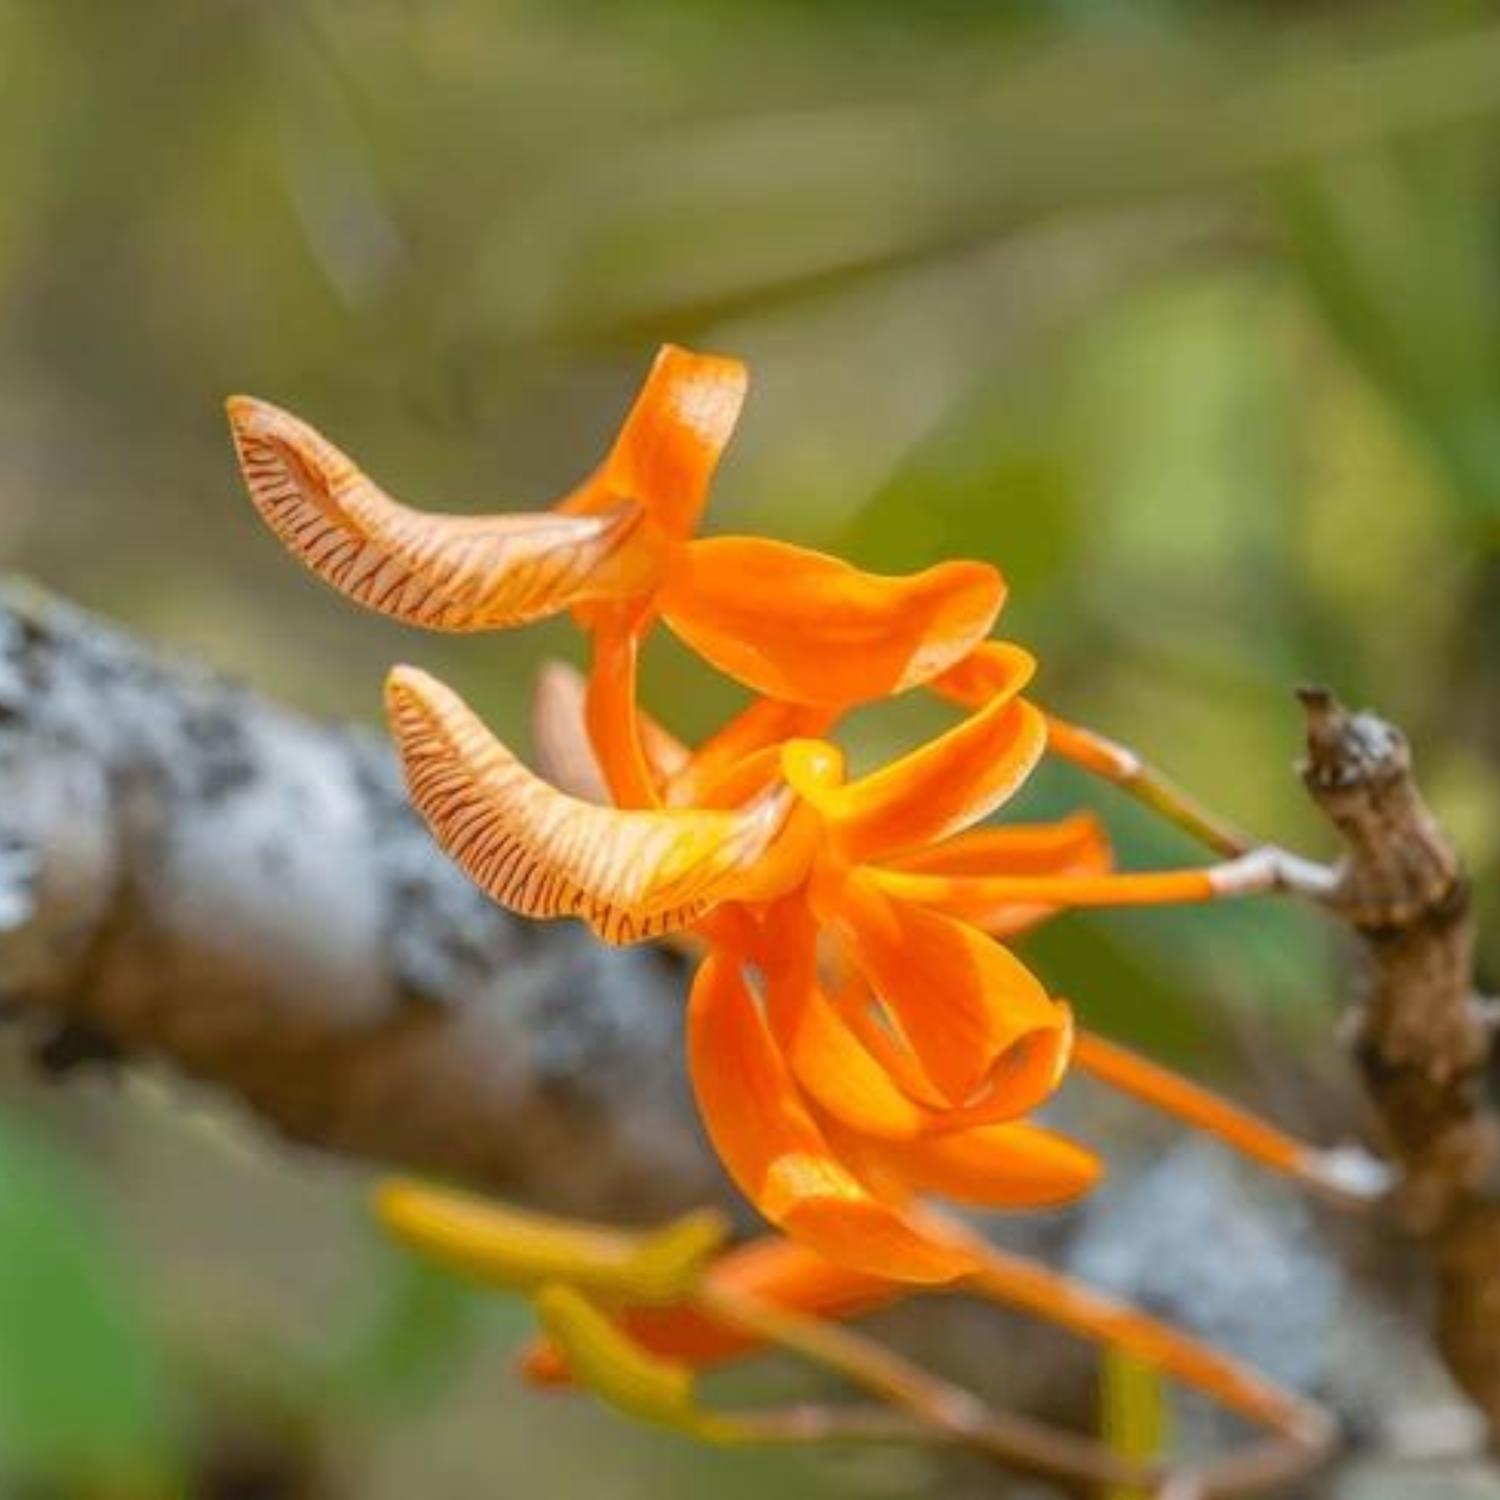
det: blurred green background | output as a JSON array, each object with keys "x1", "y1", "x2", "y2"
[{"x1": 4, "y1": 0, "x2": 1500, "y2": 1494}]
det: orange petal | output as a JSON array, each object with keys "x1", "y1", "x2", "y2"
[
  {"x1": 562, "y1": 345, "x2": 747, "y2": 543},
  {"x1": 767, "y1": 967, "x2": 933, "y2": 1140},
  {"x1": 757, "y1": 898, "x2": 929, "y2": 1139},
  {"x1": 665, "y1": 697, "x2": 838, "y2": 809},
  {"x1": 386, "y1": 666, "x2": 785, "y2": 945},
  {"x1": 927, "y1": 641, "x2": 1023, "y2": 709},
  {"x1": 769, "y1": 963, "x2": 1071, "y2": 1141},
  {"x1": 822, "y1": 870, "x2": 1068, "y2": 1109},
  {"x1": 659, "y1": 537, "x2": 1004, "y2": 706},
  {"x1": 685, "y1": 952, "x2": 981, "y2": 1284},
  {"x1": 820, "y1": 644, "x2": 1045, "y2": 862},
  {"x1": 871, "y1": 864, "x2": 1219, "y2": 915},
  {"x1": 886, "y1": 813, "x2": 1112, "y2": 878},
  {"x1": 839, "y1": 1121, "x2": 1101, "y2": 1211},
  {"x1": 882, "y1": 813, "x2": 1112, "y2": 933},
  {"x1": 759, "y1": 905, "x2": 1060, "y2": 1139},
  {"x1": 815, "y1": 943, "x2": 1071, "y2": 1122},
  {"x1": 532, "y1": 659, "x2": 689, "y2": 806},
  {"x1": 523, "y1": 1236, "x2": 900, "y2": 1383},
  {"x1": 227, "y1": 396, "x2": 658, "y2": 629}
]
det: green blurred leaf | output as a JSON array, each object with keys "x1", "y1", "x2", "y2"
[
  {"x1": 845, "y1": 358, "x2": 1082, "y2": 599},
  {"x1": 0, "y1": 1118, "x2": 178, "y2": 1492},
  {"x1": 321, "y1": 1238, "x2": 493, "y2": 1422},
  {"x1": 1277, "y1": 135, "x2": 1500, "y2": 534}
]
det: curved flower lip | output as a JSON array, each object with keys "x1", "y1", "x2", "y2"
[
  {"x1": 386, "y1": 665, "x2": 791, "y2": 946},
  {"x1": 226, "y1": 395, "x2": 659, "y2": 630}
]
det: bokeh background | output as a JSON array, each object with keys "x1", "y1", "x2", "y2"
[{"x1": 4, "y1": 0, "x2": 1500, "y2": 1494}]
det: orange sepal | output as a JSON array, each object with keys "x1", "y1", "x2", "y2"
[
  {"x1": 820, "y1": 870, "x2": 1068, "y2": 1110},
  {"x1": 386, "y1": 666, "x2": 785, "y2": 945},
  {"x1": 839, "y1": 1121, "x2": 1101, "y2": 1212},
  {"x1": 883, "y1": 813, "x2": 1112, "y2": 934},
  {"x1": 226, "y1": 396, "x2": 659, "y2": 630},
  {"x1": 562, "y1": 345, "x2": 747, "y2": 542},
  {"x1": 685, "y1": 952, "x2": 981, "y2": 1284},
  {"x1": 820, "y1": 643, "x2": 1046, "y2": 863},
  {"x1": 872, "y1": 864, "x2": 1219, "y2": 915},
  {"x1": 659, "y1": 537, "x2": 1004, "y2": 706}
]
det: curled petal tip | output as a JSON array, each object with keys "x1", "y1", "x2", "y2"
[
  {"x1": 384, "y1": 661, "x2": 432, "y2": 713},
  {"x1": 385, "y1": 665, "x2": 447, "y2": 744},
  {"x1": 224, "y1": 392, "x2": 265, "y2": 427},
  {"x1": 596, "y1": 347, "x2": 749, "y2": 541}
]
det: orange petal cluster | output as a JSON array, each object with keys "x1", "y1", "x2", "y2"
[{"x1": 227, "y1": 346, "x2": 1147, "y2": 1282}]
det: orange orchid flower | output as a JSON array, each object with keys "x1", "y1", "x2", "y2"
[
  {"x1": 233, "y1": 343, "x2": 1366, "y2": 1494},
  {"x1": 227, "y1": 346, "x2": 1004, "y2": 811},
  {"x1": 382, "y1": 594, "x2": 1377, "y2": 1278},
  {"x1": 384, "y1": 639, "x2": 1112, "y2": 1282}
]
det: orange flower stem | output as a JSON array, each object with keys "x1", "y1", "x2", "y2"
[
  {"x1": 1074, "y1": 1031, "x2": 1390, "y2": 1208},
  {"x1": 693, "y1": 1280, "x2": 1156, "y2": 1490},
  {"x1": 1045, "y1": 715, "x2": 1252, "y2": 859},
  {"x1": 874, "y1": 846, "x2": 1337, "y2": 913},
  {"x1": 585, "y1": 614, "x2": 660, "y2": 810},
  {"x1": 698, "y1": 1276, "x2": 1328, "y2": 1494},
  {"x1": 958, "y1": 1239, "x2": 1336, "y2": 1468}
]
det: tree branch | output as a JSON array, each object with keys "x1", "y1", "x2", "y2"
[
  {"x1": 0, "y1": 580, "x2": 718, "y2": 1222},
  {"x1": 1299, "y1": 686, "x2": 1500, "y2": 1446}
]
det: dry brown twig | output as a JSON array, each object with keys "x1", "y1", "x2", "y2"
[{"x1": 1298, "y1": 686, "x2": 1500, "y2": 1448}]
